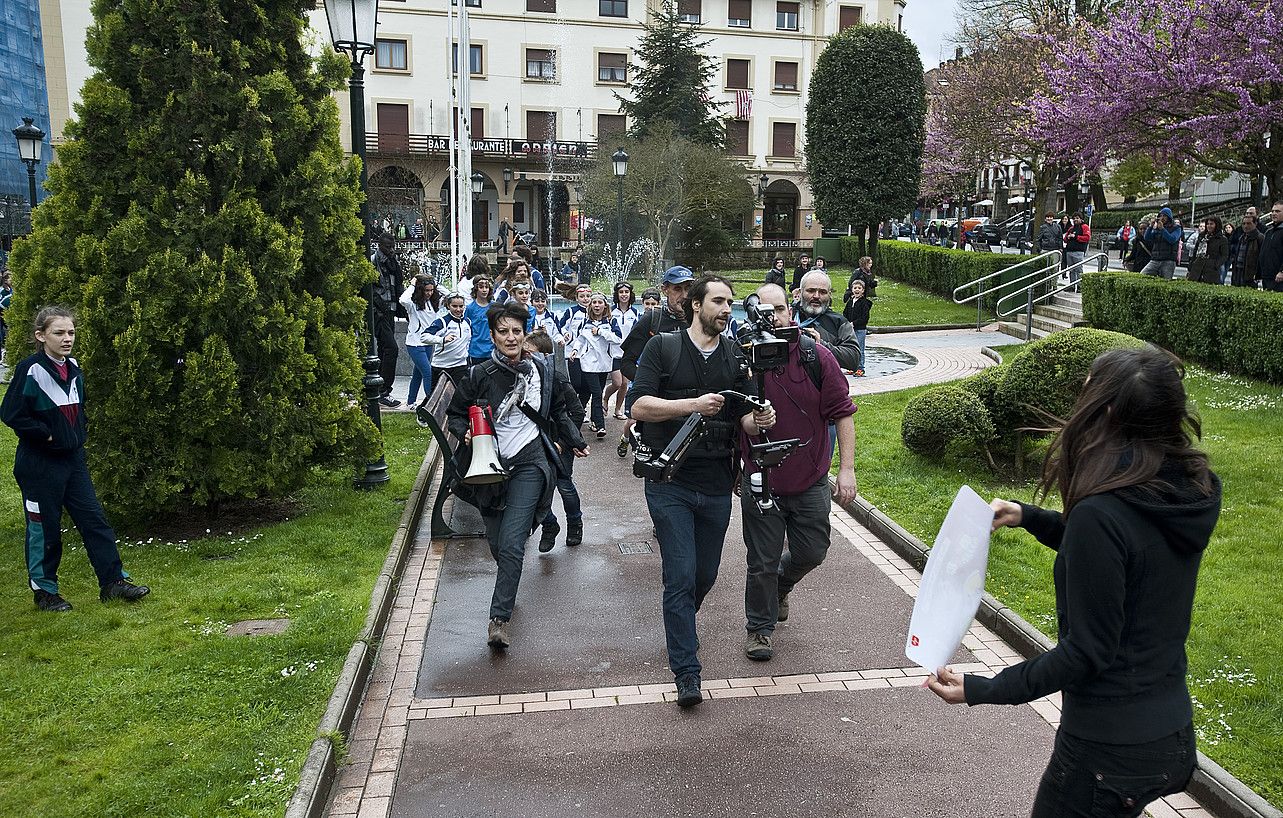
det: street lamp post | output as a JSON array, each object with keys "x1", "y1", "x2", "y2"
[
  {"x1": 323, "y1": 0, "x2": 389, "y2": 490},
  {"x1": 470, "y1": 171, "x2": 484, "y2": 254},
  {"x1": 13, "y1": 117, "x2": 44, "y2": 210},
  {"x1": 611, "y1": 147, "x2": 628, "y2": 252}
]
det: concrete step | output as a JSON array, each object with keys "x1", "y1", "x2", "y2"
[
  {"x1": 998, "y1": 321, "x2": 1051, "y2": 341},
  {"x1": 1052, "y1": 292, "x2": 1082, "y2": 309},
  {"x1": 1004, "y1": 310, "x2": 1075, "y2": 334},
  {"x1": 1034, "y1": 303, "x2": 1084, "y2": 325}
]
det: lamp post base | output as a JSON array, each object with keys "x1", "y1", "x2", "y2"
[{"x1": 355, "y1": 352, "x2": 390, "y2": 490}]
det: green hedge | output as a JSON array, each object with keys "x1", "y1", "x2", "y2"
[
  {"x1": 849, "y1": 239, "x2": 1038, "y2": 309},
  {"x1": 1082, "y1": 272, "x2": 1283, "y2": 383}
]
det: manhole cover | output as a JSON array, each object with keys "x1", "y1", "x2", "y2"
[
  {"x1": 225, "y1": 618, "x2": 290, "y2": 637},
  {"x1": 618, "y1": 542, "x2": 653, "y2": 555}
]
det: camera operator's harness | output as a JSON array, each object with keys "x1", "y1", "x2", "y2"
[{"x1": 630, "y1": 295, "x2": 806, "y2": 512}]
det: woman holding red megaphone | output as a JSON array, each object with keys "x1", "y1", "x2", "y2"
[{"x1": 446, "y1": 301, "x2": 589, "y2": 650}]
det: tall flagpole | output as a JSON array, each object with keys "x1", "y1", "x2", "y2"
[
  {"x1": 446, "y1": 0, "x2": 459, "y2": 289},
  {"x1": 458, "y1": 0, "x2": 475, "y2": 271}
]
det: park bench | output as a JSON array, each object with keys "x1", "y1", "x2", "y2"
[{"x1": 416, "y1": 377, "x2": 483, "y2": 537}]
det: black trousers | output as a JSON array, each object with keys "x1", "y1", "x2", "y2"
[
  {"x1": 372, "y1": 308, "x2": 398, "y2": 395},
  {"x1": 1030, "y1": 724, "x2": 1195, "y2": 818}
]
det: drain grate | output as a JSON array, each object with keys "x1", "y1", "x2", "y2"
[{"x1": 617, "y1": 542, "x2": 653, "y2": 555}]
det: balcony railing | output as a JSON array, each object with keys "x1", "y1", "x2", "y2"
[{"x1": 366, "y1": 132, "x2": 598, "y2": 161}]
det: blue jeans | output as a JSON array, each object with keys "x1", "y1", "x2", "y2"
[
  {"x1": 581, "y1": 370, "x2": 608, "y2": 428},
  {"x1": 406, "y1": 344, "x2": 433, "y2": 405},
  {"x1": 480, "y1": 462, "x2": 546, "y2": 621},
  {"x1": 644, "y1": 481, "x2": 732, "y2": 681},
  {"x1": 854, "y1": 329, "x2": 867, "y2": 370},
  {"x1": 542, "y1": 450, "x2": 582, "y2": 526}
]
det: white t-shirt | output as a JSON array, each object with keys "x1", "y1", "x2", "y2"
[{"x1": 493, "y1": 365, "x2": 542, "y2": 460}]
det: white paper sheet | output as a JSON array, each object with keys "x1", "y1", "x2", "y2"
[{"x1": 905, "y1": 485, "x2": 994, "y2": 672}]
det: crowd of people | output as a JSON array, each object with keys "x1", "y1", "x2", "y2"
[{"x1": 1113, "y1": 202, "x2": 1283, "y2": 290}]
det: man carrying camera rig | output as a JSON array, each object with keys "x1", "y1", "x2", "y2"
[
  {"x1": 739, "y1": 284, "x2": 858, "y2": 661},
  {"x1": 626, "y1": 275, "x2": 776, "y2": 708}
]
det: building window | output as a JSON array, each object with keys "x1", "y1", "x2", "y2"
[
  {"x1": 728, "y1": 0, "x2": 751, "y2": 27},
  {"x1": 450, "y1": 0, "x2": 482, "y2": 6},
  {"x1": 775, "y1": 2, "x2": 799, "y2": 30},
  {"x1": 527, "y1": 110, "x2": 557, "y2": 142},
  {"x1": 678, "y1": 0, "x2": 701, "y2": 22},
  {"x1": 599, "y1": 0, "x2": 628, "y2": 16},
  {"x1": 453, "y1": 107, "x2": 486, "y2": 139},
  {"x1": 726, "y1": 58, "x2": 751, "y2": 90},
  {"x1": 375, "y1": 39, "x2": 408, "y2": 71},
  {"x1": 597, "y1": 114, "x2": 627, "y2": 144},
  {"x1": 773, "y1": 61, "x2": 798, "y2": 91},
  {"x1": 525, "y1": 49, "x2": 556, "y2": 80},
  {"x1": 514, "y1": 201, "x2": 526, "y2": 222},
  {"x1": 771, "y1": 122, "x2": 796, "y2": 157},
  {"x1": 451, "y1": 43, "x2": 484, "y2": 75},
  {"x1": 597, "y1": 53, "x2": 628, "y2": 83},
  {"x1": 527, "y1": 0, "x2": 556, "y2": 12},
  {"x1": 725, "y1": 120, "x2": 749, "y2": 156},
  {"x1": 838, "y1": 5, "x2": 862, "y2": 30}
]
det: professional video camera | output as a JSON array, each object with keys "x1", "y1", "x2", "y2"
[{"x1": 735, "y1": 293, "x2": 793, "y2": 372}]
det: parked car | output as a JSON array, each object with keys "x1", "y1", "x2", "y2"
[
  {"x1": 1004, "y1": 219, "x2": 1033, "y2": 250},
  {"x1": 970, "y1": 222, "x2": 1006, "y2": 246}
]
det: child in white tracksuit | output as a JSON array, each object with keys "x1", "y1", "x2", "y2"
[
  {"x1": 568, "y1": 293, "x2": 621, "y2": 438},
  {"x1": 422, "y1": 294, "x2": 472, "y2": 390}
]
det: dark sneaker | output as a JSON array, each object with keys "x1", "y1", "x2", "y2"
[
  {"x1": 777, "y1": 592, "x2": 790, "y2": 622},
  {"x1": 34, "y1": 589, "x2": 72, "y2": 612},
  {"x1": 675, "y1": 675, "x2": 703, "y2": 708},
  {"x1": 566, "y1": 521, "x2": 583, "y2": 547},
  {"x1": 595, "y1": 426, "x2": 607, "y2": 440},
  {"x1": 616, "y1": 434, "x2": 630, "y2": 458},
  {"x1": 378, "y1": 395, "x2": 402, "y2": 409},
  {"x1": 745, "y1": 631, "x2": 774, "y2": 661},
  {"x1": 539, "y1": 520, "x2": 560, "y2": 553},
  {"x1": 487, "y1": 617, "x2": 511, "y2": 650},
  {"x1": 100, "y1": 579, "x2": 150, "y2": 602},
  {"x1": 415, "y1": 404, "x2": 432, "y2": 428}
]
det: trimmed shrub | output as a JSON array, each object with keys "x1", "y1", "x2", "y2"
[
  {"x1": 996, "y1": 326, "x2": 1147, "y2": 427},
  {"x1": 955, "y1": 363, "x2": 1017, "y2": 430},
  {"x1": 850, "y1": 240, "x2": 1034, "y2": 309},
  {"x1": 901, "y1": 385, "x2": 996, "y2": 458},
  {"x1": 1083, "y1": 272, "x2": 1283, "y2": 383}
]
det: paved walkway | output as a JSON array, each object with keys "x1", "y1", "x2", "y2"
[{"x1": 333, "y1": 331, "x2": 1216, "y2": 818}]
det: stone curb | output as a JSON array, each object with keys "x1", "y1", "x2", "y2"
[
  {"x1": 833, "y1": 488, "x2": 1281, "y2": 818},
  {"x1": 869, "y1": 323, "x2": 978, "y2": 334},
  {"x1": 284, "y1": 437, "x2": 444, "y2": 818}
]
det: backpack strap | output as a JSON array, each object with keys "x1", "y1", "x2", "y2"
[{"x1": 797, "y1": 333, "x2": 825, "y2": 392}]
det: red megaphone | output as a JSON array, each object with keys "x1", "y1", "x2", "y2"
[{"x1": 463, "y1": 403, "x2": 507, "y2": 484}]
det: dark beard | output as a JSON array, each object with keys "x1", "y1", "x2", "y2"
[{"x1": 698, "y1": 312, "x2": 725, "y2": 336}]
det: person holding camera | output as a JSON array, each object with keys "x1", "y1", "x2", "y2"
[
  {"x1": 740, "y1": 285, "x2": 857, "y2": 661},
  {"x1": 626, "y1": 275, "x2": 776, "y2": 708},
  {"x1": 446, "y1": 302, "x2": 589, "y2": 650},
  {"x1": 1140, "y1": 208, "x2": 1184, "y2": 280}
]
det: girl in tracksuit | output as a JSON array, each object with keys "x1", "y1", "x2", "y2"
[
  {"x1": 400, "y1": 274, "x2": 444, "y2": 409},
  {"x1": 569, "y1": 293, "x2": 621, "y2": 438},
  {"x1": 603, "y1": 282, "x2": 640, "y2": 420},
  {"x1": 424, "y1": 293, "x2": 473, "y2": 390},
  {"x1": 1, "y1": 306, "x2": 150, "y2": 612}
]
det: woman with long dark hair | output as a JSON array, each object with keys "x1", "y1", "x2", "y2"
[
  {"x1": 928, "y1": 345, "x2": 1220, "y2": 818},
  {"x1": 602, "y1": 281, "x2": 639, "y2": 419},
  {"x1": 1188, "y1": 216, "x2": 1229, "y2": 285},
  {"x1": 400, "y1": 274, "x2": 443, "y2": 408}
]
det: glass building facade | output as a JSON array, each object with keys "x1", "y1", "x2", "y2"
[{"x1": 1, "y1": 0, "x2": 51, "y2": 205}]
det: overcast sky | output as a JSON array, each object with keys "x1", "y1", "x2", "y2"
[{"x1": 903, "y1": 0, "x2": 962, "y2": 70}]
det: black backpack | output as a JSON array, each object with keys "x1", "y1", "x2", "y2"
[{"x1": 655, "y1": 330, "x2": 826, "y2": 393}]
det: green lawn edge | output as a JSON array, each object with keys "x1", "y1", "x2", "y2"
[
  {"x1": 0, "y1": 414, "x2": 427, "y2": 817},
  {"x1": 844, "y1": 362, "x2": 1282, "y2": 805}
]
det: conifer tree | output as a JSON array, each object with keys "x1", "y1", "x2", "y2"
[
  {"x1": 6, "y1": 0, "x2": 377, "y2": 521},
  {"x1": 617, "y1": 0, "x2": 724, "y2": 147},
  {"x1": 806, "y1": 25, "x2": 926, "y2": 257}
]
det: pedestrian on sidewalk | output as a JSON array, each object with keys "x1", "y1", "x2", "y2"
[
  {"x1": 2, "y1": 306, "x2": 151, "y2": 612},
  {"x1": 1036, "y1": 212, "x2": 1063, "y2": 258},
  {"x1": 618, "y1": 268, "x2": 694, "y2": 457},
  {"x1": 795, "y1": 271, "x2": 862, "y2": 372},
  {"x1": 1186, "y1": 217, "x2": 1228, "y2": 285},
  {"x1": 739, "y1": 284, "x2": 856, "y2": 662},
  {"x1": 1062, "y1": 213, "x2": 1091, "y2": 285},
  {"x1": 927, "y1": 345, "x2": 1220, "y2": 818},
  {"x1": 400, "y1": 274, "x2": 443, "y2": 412},
  {"x1": 465, "y1": 273, "x2": 494, "y2": 365},
  {"x1": 446, "y1": 302, "x2": 589, "y2": 650},
  {"x1": 627, "y1": 275, "x2": 776, "y2": 707},
  {"x1": 602, "y1": 282, "x2": 640, "y2": 420},
  {"x1": 568, "y1": 292, "x2": 621, "y2": 439},
  {"x1": 420, "y1": 293, "x2": 472, "y2": 406},
  {"x1": 370, "y1": 233, "x2": 406, "y2": 407}
]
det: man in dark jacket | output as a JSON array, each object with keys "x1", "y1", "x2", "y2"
[
  {"x1": 765, "y1": 257, "x2": 788, "y2": 288},
  {"x1": 1141, "y1": 207, "x2": 1183, "y2": 280},
  {"x1": 1036, "y1": 212, "x2": 1062, "y2": 255},
  {"x1": 795, "y1": 270, "x2": 861, "y2": 371},
  {"x1": 1259, "y1": 202, "x2": 1283, "y2": 292},
  {"x1": 619, "y1": 266, "x2": 693, "y2": 380},
  {"x1": 370, "y1": 232, "x2": 405, "y2": 407},
  {"x1": 1231, "y1": 214, "x2": 1264, "y2": 287}
]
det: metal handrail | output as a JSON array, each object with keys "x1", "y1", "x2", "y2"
[
  {"x1": 952, "y1": 250, "x2": 1061, "y2": 331},
  {"x1": 995, "y1": 253, "x2": 1108, "y2": 341}
]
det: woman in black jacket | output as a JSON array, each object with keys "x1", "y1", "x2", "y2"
[
  {"x1": 1187, "y1": 217, "x2": 1229, "y2": 284},
  {"x1": 928, "y1": 345, "x2": 1220, "y2": 818}
]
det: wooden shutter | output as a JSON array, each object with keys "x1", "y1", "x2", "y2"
[
  {"x1": 726, "y1": 120, "x2": 749, "y2": 156},
  {"x1": 774, "y1": 62, "x2": 798, "y2": 90},
  {"x1": 527, "y1": 0, "x2": 556, "y2": 11},
  {"x1": 678, "y1": 0, "x2": 701, "y2": 19},
  {"x1": 771, "y1": 122, "x2": 796, "y2": 157},
  {"x1": 839, "y1": 5, "x2": 862, "y2": 29},
  {"x1": 471, "y1": 107, "x2": 484, "y2": 139},
  {"x1": 726, "y1": 58, "x2": 750, "y2": 89},
  {"x1": 377, "y1": 103, "x2": 410, "y2": 152},
  {"x1": 526, "y1": 110, "x2": 556, "y2": 141},
  {"x1": 598, "y1": 52, "x2": 627, "y2": 82},
  {"x1": 728, "y1": 0, "x2": 751, "y2": 23},
  {"x1": 597, "y1": 114, "x2": 626, "y2": 144}
]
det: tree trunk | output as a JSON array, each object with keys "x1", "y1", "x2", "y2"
[
  {"x1": 868, "y1": 229, "x2": 879, "y2": 262},
  {"x1": 1167, "y1": 179, "x2": 1183, "y2": 203}
]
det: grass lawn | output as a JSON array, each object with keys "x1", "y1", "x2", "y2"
[
  {"x1": 849, "y1": 361, "x2": 1282, "y2": 804},
  {"x1": 604, "y1": 275, "x2": 984, "y2": 328},
  {"x1": 0, "y1": 414, "x2": 426, "y2": 817}
]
